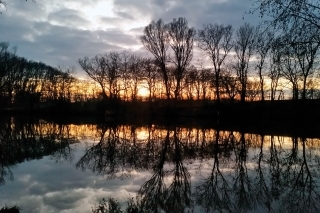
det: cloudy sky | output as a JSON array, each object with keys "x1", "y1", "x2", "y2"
[{"x1": 0, "y1": 0, "x2": 262, "y2": 77}]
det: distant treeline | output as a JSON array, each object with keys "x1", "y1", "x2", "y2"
[
  {"x1": 0, "y1": 42, "x2": 76, "y2": 108},
  {"x1": 0, "y1": 42, "x2": 102, "y2": 109}
]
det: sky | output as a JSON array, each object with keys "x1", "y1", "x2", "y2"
[{"x1": 0, "y1": 0, "x2": 263, "y2": 77}]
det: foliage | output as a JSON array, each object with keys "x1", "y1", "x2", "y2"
[
  {"x1": 91, "y1": 197, "x2": 142, "y2": 213},
  {"x1": 0, "y1": 205, "x2": 20, "y2": 213}
]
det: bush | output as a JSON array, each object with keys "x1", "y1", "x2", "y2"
[{"x1": 0, "y1": 205, "x2": 20, "y2": 213}]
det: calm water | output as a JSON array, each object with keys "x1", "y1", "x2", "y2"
[{"x1": 1, "y1": 117, "x2": 320, "y2": 213}]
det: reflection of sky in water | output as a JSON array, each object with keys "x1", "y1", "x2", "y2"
[
  {"x1": 0, "y1": 142, "x2": 149, "y2": 213},
  {"x1": 0, "y1": 141, "x2": 210, "y2": 213},
  {"x1": 1, "y1": 123, "x2": 320, "y2": 213}
]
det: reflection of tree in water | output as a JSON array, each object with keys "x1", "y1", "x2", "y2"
[
  {"x1": 281, "y1": 137, "x2": 320, "y2": 213},
  {"x1": 77, "y1": 126, "x2": 191, "y2": 212},
  {"x1": 138, "y1": 130, "x2": 169, "y2": 212},
  {"x1": 163, "y1": 129, "x2": 191, "y2": 213},
  {"x1": 195, "y1": 130, "x2": 235, "y2": 213},
  {"x1": 0, "y1": 117, "x2": 78, "y2": 185},
  {"x1": 197, "y1": 131, "x2": 259, "y2": 212},
  {"x1": 232, "y1": 132, "x2": 257, "y2": 211},
  {"x1": 138, "y1": 128, "x2": 191, "y2": 213},
  {"x1": 269, "y1": 136, "x2": 283, "y2": 200},
  {"x1": 253, "y1": 135, "x2": 272, "y2": 211},
  {"x1": 80, "y1": 124, "x2": 320, "y2": 213},
  {"x1": 76, "y1": 124, "x2": 123, "y2": 179},
  {"x1": 76, "y1": 124, "x2": 159, "y2": 179}
]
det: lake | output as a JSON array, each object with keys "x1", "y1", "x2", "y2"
[{"x1": 1, "y1": 116, "x2": 320, "y2": 213}]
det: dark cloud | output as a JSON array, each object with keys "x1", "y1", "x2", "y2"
[
  {"x1": 0, "y1": 0, "x2": 262, "y2": 76},
  {"x1": 43, "y1": 190, "x2": 87, "y2": 210},
  {"x1": 144, "y1": 0, "x2": 261, "y2": 29},
  {"x1": 48, "y1": 8, "x2": 90, "y2": 28},
  {"x1": 97, "y1": 28, "x2": 140, "y2": 46}
]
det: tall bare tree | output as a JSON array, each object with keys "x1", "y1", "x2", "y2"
[
  {"x1": 197, "y1": 23, "x2": 233, "y2": 102},
  {"x1": 291, "y1": 27, "x2": 320, "y2": 99},
  {"x1": 78, "y1": 55, "x2": 109, "y2": 100},
  {"x1": 279, "y1": 43, "x2": 300, "y2": 100},
  {"x1": 233, "y1": 23, "x2": 257, "y2": 102},
  {"x1": 141, "y1": 58, "x2": 160, "y2": 101},
  {"x1": 128, "y1": 54, "x2": 144, "y2": 101},
  {"x1": 268, "y1": 45, "x2": 282, "y2": 101},
  {"x1": 255, "y1": 28, "x2": 274, "y2": 100},
  {"x1": 166, "y1": 17, "x2": 196, "y2": 99},
  {"x1": 141, "y1": 19, "x2": 171, "y2": 99},
  {"x1": 78, "y1": 52, "x2": 122, "y2": 100}
]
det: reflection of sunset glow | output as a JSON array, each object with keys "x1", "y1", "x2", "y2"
[
  {"x1": 136, "y1": 128, "x2": 149, "y2": 140},
  {"x1": 22, "y1": 122, "x2": 320, "y2": 151}
]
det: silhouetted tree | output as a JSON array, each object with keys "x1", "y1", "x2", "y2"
[
  {"x1": 197, "y1": 24, "x2": 233, "y2": 102},
  {"x1": 141, "y1": 19, "x2": 170, "y2": 99},
  {"x1": 233, "y1": 23, "x2": 257, "y2": 102},
  {"x1": 220, "y1": 69, "x2": 239, "y2": 101},
  {"x1": 292, "y1": 29, "x2": 320, "y2": 99},
  {"x1": 127, "y1": 54, "x2": 144, "y2": 101},
  {"x1": 277, "y1": 37, "x2": 301, "y2": 100},
  {"x1": 268, "y1": 44, "x2": 282, "y2": 100},
  {"x1": 255, "y1": 28, "x2": 274, "y2": 100},
  {"x1": 166, "y1": 17, "x2": 196, "y2": 100},
  {"x1": 252, "y1": 0, "x2": 320, "y2": 46},
  {"x1": 141, "y1": 58, "x2": 160, "y2": 101},
  {"x1": 78, "y1": 53, "x2": 119, "y2": 100}
]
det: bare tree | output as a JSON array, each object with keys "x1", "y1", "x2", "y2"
[
  {"x1": 166, "y1": 17, "x2": 196, "y2": 100},
  {"x1": 221, "y1": 69, "x2": 239, "y2": 101},
  {"x1": 141, "y1": 58, "x2": 160, "y2": 101},
  {"x1": 251, "y1": 0, "x2": 320, "y2": 45},
  {"x1": 268, "y1": 45, "x2": 282, "y2": 101},
  {"x1": 233, "y1": 23, "x2": 257, "y2": 102},
  {"x1": 141, "y1": 19, "x2": 171, "y2": 99},
  {"x1": 78, "y1": 52, "x2": 122, "y2": 100},
  {"x1": 278, "y1": 39, "x2": 301, "y2": 100},
  {"x1": 255, "y1": 28, "x2": 274, "y2": 100},
  {"x1": 197, "y1": 23, "x2": 233, "y2": 102},
  {"x1": 78, "y1": 55, "x2": 109, "y2": 100},
  {"x1": 291, "y1": 28, "x2": 320, "y2": 99},
  {"x1": 128, "y1": 54, "x2": 144, "y2": 101}
]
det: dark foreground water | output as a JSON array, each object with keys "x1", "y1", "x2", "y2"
[{"x1": 1, "y1": 117, "x2": 320, "y2": 213}]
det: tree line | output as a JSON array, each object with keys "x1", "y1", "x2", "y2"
[
  {"x1": 0, "y1": 42, "x2": 102, "y2": 108},
  {"x1": 79, "y1": 17, "x2": 320, "y2": 103}
]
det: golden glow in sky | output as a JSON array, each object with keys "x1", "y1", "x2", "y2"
[{"x1": 137, "y1": 87, "x2": 150, "y2": 97}]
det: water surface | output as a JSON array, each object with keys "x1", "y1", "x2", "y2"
[{"x1": 1, "y1": 117, "x2": 320, "y2": 213}]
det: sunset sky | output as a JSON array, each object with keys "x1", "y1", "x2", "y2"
[{"x1": 0, "y1": 0, "x2": 262, "y2": 77}]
